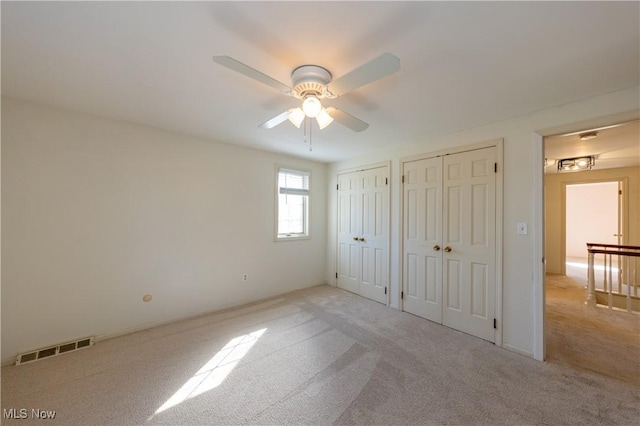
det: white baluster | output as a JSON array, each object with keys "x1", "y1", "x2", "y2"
[
  {"x1": 627, "y1": 257, "x2": 632, "y2": 313},
  {"x1": 587, "y1": 250, "x2": 596, "y2": 307},
  {"x1": 607, "y1": 253, "x2": 613, "y2": 309}
]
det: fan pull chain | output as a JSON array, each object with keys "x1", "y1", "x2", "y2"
[
  {"x1": 300, "y1": 117, "x2": 313, "y2": 151},
  {"x1": 303, "y1": 117, "x2": 308, "y2": 144}
]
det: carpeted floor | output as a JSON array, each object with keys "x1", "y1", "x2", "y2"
[
  {"x1": 545, "y1": 261, "x2": 640, "y2": 387},
  {"x1": 2, "y1": 284, "x2": 639, "y2": 425}
]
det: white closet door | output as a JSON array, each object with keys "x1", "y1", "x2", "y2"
[
  {"x1": 359, "y1": 167, "x2": 388, "y2": 304},
  {"x1": 402, "y1": 157, "x2": 443, "y2": 322},
  {"x1": 337, "y1": 171, "x2": 361, "y2": 295},
  {"x1": 442, "y1": 147, "x2": 496, "y2": 342},
  {"x1": 401, "y1": 147, "x2": 496, "y2": 342},
  {"x1": 337, "y1": 166, "x2": 389, "y2": 304}
]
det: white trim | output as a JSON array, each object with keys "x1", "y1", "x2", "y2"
[
  {"x1": 397, "y1": 176, "x2": 403, "y2": 312},
  {"x1": 335, "y1": 160, "x2": 390, "y2": 176},
  {"x1": 533, "y1": 132, "x2": 545, "y2": 361},
  {"x1": 494, "y1": 138, "x2": 504, "y2": 348},
  {"x1": 2, "y1": 357, "x2": 17, "y2": 367},
  {"x1": 536, "y1": 110, "x2": 639, "y2": 139},
  {"x1": 384, "y1": 161, "x2": 392, "y2": 306},
  {"x1": 2, "y1": 281, "x2": 329, "y2": 367},
  {"x1": 503, "y1": 343, "x2": 534, "y2": 358},
  {"x1": 400, "y1": 139, "x2": 500, "y2": 164}
]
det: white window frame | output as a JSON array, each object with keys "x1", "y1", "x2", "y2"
[{"x1": 275, "y1": 166, "x2": 311, "y2": 241}]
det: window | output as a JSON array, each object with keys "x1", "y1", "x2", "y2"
[{"x1": 276, "y1": 167, "x2": 310, "y2": 240}]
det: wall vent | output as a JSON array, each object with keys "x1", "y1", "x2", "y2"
[{"x1": 16, "y1": 337, "x2": 94, "y2": 366}]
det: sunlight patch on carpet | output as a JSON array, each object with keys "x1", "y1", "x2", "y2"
[
  {"x1": 566, "y1": 261, "x2": 619, "y2": 273},
  {"x1": 154, "y1": 328, "x2": 267, "y2": 415}
]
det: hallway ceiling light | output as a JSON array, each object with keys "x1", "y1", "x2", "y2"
[
  {"x1": 557, "y1": 156, "x2": 595, "y2": 172},
  {"x1": 579, "y1": 131, "x2": 598, "y2": 141}
]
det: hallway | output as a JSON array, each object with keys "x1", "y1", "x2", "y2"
[{"x1": 545, "y1": 260, "x2": 640, "y2": 386}]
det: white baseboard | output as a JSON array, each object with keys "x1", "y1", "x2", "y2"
[
  {"x1": 94, "y1": 281, "x2": 328, "y2": 344},
  {"x1": 502, "y1": 343, "x2": 535, "y2": 359},
  {"x1": 2, "y1": 356, "x2": 17, "y2": 367}
]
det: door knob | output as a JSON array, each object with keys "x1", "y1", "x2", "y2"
[
  {"x1": 444, "y1": 246, "x2": 452, "y2": 252},
  {"x1": 614, "y1": 234, "x2": 622, "y2": 237},
  {"x1": 353, "y1": 237, "x2": 359, "y2": 241},
  {"x1": 358, "y1": 237, "x2": 365, "y2": 242},
  {"x1": 433, "y1": 245, "x2": 441, "y2": 251}
]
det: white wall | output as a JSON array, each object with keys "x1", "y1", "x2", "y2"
[
  {"x1": 326, "y1": 87, "x2": 639, "y2": 358},
  {"x1": 566, "y1": 182, "x2": 619, "y2": 258},
  {"x1": 1, "y1": 97, "x2": 327, "y2": 361}
]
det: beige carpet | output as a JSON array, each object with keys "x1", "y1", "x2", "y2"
[
  {"x1": 2, "y1": 284, "x2": 639, "y2": 425},
  {"x1": 545, "y1": 267, "x2": 640, "y2": 387}
]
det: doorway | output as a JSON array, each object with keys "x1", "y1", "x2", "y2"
[
  {"x1": 565, "y1": 181, "x2": 621, "y2": 280},
  {"x1": 540, "y1": 117, "x2": 640, "y2": 384}
]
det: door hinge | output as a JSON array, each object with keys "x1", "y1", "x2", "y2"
[
  {"x1": 402, "y1": 175, "x2": 405, "y2": 183},
  {"x1": 384, "y1": 287, "x2": 387, "y2": 295},
  {"x1": 494, "y1": 163, "x2": 498, "y2": 173},
  {"x1": 619, "y1": 190, "x2": 622, "y2": 195},
  {"x1": 336, "y1": 272, "x2": 338, "y2": 279},
  {"x1": 493, "y1": 318, "x2": 497, "y2": 329},
  {"x1": 401, "y1": 291, "x2": 404, "y2": 299},
  {"x1": 385, "y1": 177, "x2": 388, "y2": 185},
  {"x1": 336, "y1": 184, "x2": 339, "y2": 190}
]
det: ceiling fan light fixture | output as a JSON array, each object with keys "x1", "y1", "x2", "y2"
[
  {"x1": 302, "y1": 96, "x2": 322, "y2": 118},
  {"x1": 287, "y1": 108, "x2": 305, "y2": 128},
  {"x1": 213, "y1": 53, "x2": 398, "y2": 138},
  {"x1": 316, "y1": 108, "x2": 334, "y2": 130}
]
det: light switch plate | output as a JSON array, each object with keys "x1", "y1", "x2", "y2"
[{"x1": 517, "y1": 222, "x2": 528, "y2": 235}]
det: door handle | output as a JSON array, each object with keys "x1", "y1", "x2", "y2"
[
  {"x1": 358, "y1": 237, "x2": 365, "y2": 242},
  {"x1": 433, "y1": 245, "x2": 441, "y2": 251},
  {"x1": 444, "y1": 246, "x2": 452, "y2": 252},
  {"x1": 353, "y1": 237, "x2": 359, "y2": 241},
  {"x1": 614, "y1": 234, "x2": 622, "y2": 237}
]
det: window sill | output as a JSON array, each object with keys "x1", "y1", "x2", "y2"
[{"x1": 275, "y1": 235, "x2": 311, "y2": 242}]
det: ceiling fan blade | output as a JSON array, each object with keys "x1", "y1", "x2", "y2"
[
  {"x1": 213, "y1": 55, "x2": 291, "y2": 94},
  {"x1": 258, "y1": 110, "x2": 291, "y2": 129},
  {"x1": 329, "y1": 53, "x2": 400, "y2": 96},
  {"x1": 326, "y1": 107, "x2": 369, "y2": 132}
]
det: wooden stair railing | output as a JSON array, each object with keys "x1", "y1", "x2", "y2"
[{"x1": 587, "y1": 243, "x2": 640, "y2": 312}]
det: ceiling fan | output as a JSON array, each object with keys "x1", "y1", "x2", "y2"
[{"x1": 212, "y1": 53, "x2": 400, "y2": 133}]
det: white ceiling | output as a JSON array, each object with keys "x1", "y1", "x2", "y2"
[
  {"x1": 545, "y1": 120, "x2": 640, "y2": 174},
  {"x1": 2, "y1": 1, "x2": 639, "y2": 163}
]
